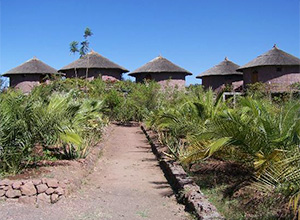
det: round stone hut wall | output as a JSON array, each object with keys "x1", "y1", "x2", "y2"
[
  {"x1": 243, "y1": 65, "x2": 300, "y2": 91},
  {"x1": 135, "y1": 72, "x2": 187, "y2": 89},
  {"x1": 64, "y1": 68, "x2": 122, "y2": 81},
  {"x1": 9, "y1": 74, "x2": 42, "y2": 93},
  {"x1": 201, "y1": 75, "x2": 243, "y2": 91}
]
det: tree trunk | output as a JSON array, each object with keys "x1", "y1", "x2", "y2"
[{"x1": 86, "y1": 55, "x2": 89, "y2": 80}]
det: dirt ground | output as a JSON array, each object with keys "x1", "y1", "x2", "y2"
[{"x1": 0, "y1": 124, "x2": 190, "y2": 220}]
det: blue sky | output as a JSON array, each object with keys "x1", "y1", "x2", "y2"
[{"x1": 0, "y1": 0, "x2": 299, "y2": 85}]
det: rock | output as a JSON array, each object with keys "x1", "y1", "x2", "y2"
[
  {"x1": 46, "y1": 179, "x2": 58, "y2": 188},
  {"x1": 54, "y1": 187, "x2": 64, "y2": 195},
  {"x1": 0, "y1": 179, "x2": 11, "y2": 186},
  {"x1": 58, "y1": 195, "x2": 65, "y2": 201},
  {"x1": 3, "y1": 186, "x2": 10, "y2": 191},
  {"x1": 18, "y1": 196, "x2": 36, "y2": 205},
  {"x1": 21, "y1": 180, "x2": 29, "y2": 184},
  {"x1": 50, "y1": 193, "x2": 59, "y2": 203},
  {"x1": 20, "y1": 182, "x2": 37, "y2": 196},
  {"x1": 6, "y1": 189, "x2": 21, "y2": 198},
  {"x1": 37, "y1": 193, "x2": 50, "y2": 204},
  {"x1": 36, "y1": 184, "x2": 48, "y2": 193},
  {"x1": 41, "y1": 178, "x2": 48, "y2": 184},
  {"x1": 32, "y1": 179, "x2": 42, "y2": 185},
  {"x1": 0, "y1": 190, "x2": 5, "y2": 197},
  {"x1": 12, "y1": 181, "x2": 23, "y2": 189},
  {"x1": 45, "y1": 188, "x2": 54, "y2": 195}
]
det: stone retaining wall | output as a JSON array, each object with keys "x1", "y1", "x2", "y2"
[
  {"x1": 0, "y1": 178, "x2": 69, "y2": 205},
  {"x1": 141, "y1": 125, "x2": 224, "y2": 220}
]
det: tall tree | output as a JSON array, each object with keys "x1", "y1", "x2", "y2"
[
  {"x1": 69, "y1": 41, "x2": 79, "y2": 77},
  {"x1": 69, "y1": 27, "x2": 93, "y2": 79}
]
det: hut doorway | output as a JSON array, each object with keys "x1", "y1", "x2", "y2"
[{"x1": 251, "y1": 71, "x2": 258, "y2": 83}]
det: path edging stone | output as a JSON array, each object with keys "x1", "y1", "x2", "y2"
[{"x1": 141, "y1": 125, "x2": 224, "y2": 220}]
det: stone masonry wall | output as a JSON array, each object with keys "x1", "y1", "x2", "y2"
[
  {"x1": 243, "y1": 65, "x2": 300, "y2": 91},
  {"x1": 201, "y1": 75, "x2": 243, "y2": 92},
  {"x1": 0, "y1": 178, "x2": 69, "y2": 205},
  {"x1": 64, "y1": 68, "x2": 123, "y2": 81},
  {"x1": 135, "y1": 72, "x2": 187, "y2": 89}
]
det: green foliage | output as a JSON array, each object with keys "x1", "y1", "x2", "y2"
[
  {"x1": 2, "y1": 76, "x2": 300, "y2": 217},
  {"x1": 254, "y1": 148, "x2": 300, "y2": 216},
  {"x1": 70, "y1": 41, "x2": 79, "y2": 54},
  {"x1": 70, "y1": 27, "x2": 93, "y2": 57},
  {"x1": 147, "y1": 87, "x2": 300, "y2": 217},
  {"x1": 223, "y1": 83, "x2": 233, "y2": 92},
  {"x1": 0, "y1": 79, "x2": 162, "y2": 174},
  {"x1": 147, "y1": 87, "x2": 226, "y2": 159},
  {"x1": 102, "y1": 80, "x2": 161, "y2": 123},
  {"x1": 246, "y1": 82, "x2": 270, "y2": 98},
  {"x1": 0, "y1": 89, "x2": 107, "y2": 174}
]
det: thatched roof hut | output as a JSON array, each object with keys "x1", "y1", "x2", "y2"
[
  {"x1": 197, "y1": 57, "x2": 241, "y2": 77},
  {"x1": 237, "y1": 45, "x2": 300, "y2": 92},
  {"x1": 237, "y1": 45, "x2": 300, "y2": 71},
  {"x1": 129, "y1": 56, "x2": 192, "y2": 88},
  {"x1": 130, "y1": 56, "x2": 192, "y2": 76},
  {"x1": 2, "y1": 57, "x2": 59, "y2": 93},
  {"x1": 59, "y1": 50, "x2": 129, "y2": 81},
  {"x1": 196, "y1": 57, "x2": 243, "y2": 91},
  {"x1": 3, "y1": 57, "x2": 58, "y2": 76}
]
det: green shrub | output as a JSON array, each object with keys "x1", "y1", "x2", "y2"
[{"x1": 0, "y1": 90, "x2": 107, "y2": 174}]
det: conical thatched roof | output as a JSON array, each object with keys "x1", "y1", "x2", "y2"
[
  {"x1": 237, "y1": 45, "x2": 300, "y2": 71},
  {"x1": 2, "y1": 57, "x2": 58, "y2": 76},
  {"x1": 129, "y1": 56, "x2": 192, "y2": 76},
  {"x1": 196, "y1": 57, "x2": 241, "y2": 78},
  {"x1": 59, "y1": 50, "x2": 129, "y2": 73}
]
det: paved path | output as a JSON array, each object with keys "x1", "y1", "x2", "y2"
[{"x1": 0, "y1": 124, "x2": 190, "y2": 220}]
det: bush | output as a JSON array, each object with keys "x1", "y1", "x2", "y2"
[{"x1": 0, "y1": 90, "x2": 107, "y2": 174}]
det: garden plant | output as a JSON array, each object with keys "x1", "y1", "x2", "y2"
[{"x1": 0, "y1": 78, "x2": 299, "y2": 219}]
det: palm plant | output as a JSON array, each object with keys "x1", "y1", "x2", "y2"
[
  {"x1": 69, "y1": 27, "x2": 93, "y2": 80},
  {"x1": 253, "y1": 148, "x2": 300, "y2": 217},
  {"x1": 147, "y1": 89, "x2": 225, "y2": 159},
  {"x1": 183, "y1": 97, "x2": 300, "y2": 163},
  {"x1": 179, "y1": 96, "x2": 300, "y2": 216},
  {"x1": 0, "y1": 91, "x2": 35, "y2": 173},
  {"x1": 0, "y1": 90, "x2": 107, "y2": 174}
]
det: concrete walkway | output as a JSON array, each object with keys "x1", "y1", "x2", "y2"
[{"x1": 0, "y1": 124, "x2": 190, "y2": 220}]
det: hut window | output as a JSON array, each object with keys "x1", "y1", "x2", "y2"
[
  {"x1": 251, "y1": 71, "x2": 258, "y2": 83},
  {"x1": 276, "y1": 67, "x2": 282, "y2": 72}
]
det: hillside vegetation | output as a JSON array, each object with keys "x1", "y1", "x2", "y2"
[{"x1": 0, "y1": 79, "x2": 299, "y2": 219}]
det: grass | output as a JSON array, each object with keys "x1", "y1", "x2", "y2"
[
  {"x1": 200, "y1": 185, "x2": 246, "y2": 220},
  {"x1": 192, "y1": 159, "x2": 293, "y2": 220},
  {"x1": 136, "y1": 210, "x2": 149, "y2": 218},
  {"x1": 81, "y1": 179, "x2": 88, "y2": 185},
  {"x1": 98, "y1": 150, "x2": 103, "y2": 159}
]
